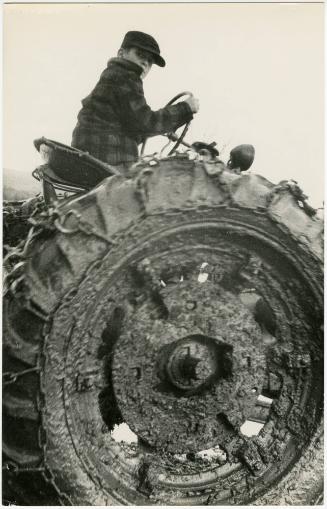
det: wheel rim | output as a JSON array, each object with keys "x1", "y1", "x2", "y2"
[{"x1": 43, "y1": 208, "x2": 323, "y2": 505}]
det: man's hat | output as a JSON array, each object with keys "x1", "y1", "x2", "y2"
[{"x1": 121, "y1": 31, "x2": 166, "y2": 67}]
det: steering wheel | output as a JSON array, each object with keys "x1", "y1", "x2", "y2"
[{"x1": 140, "y1": 91, "x2": 193, "y2": 157}]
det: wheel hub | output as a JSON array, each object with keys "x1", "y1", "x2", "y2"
[
  {"x1": 163, "y1": 335, "x2": 231, "y2": 392},
  {"x1": 112, "y1": 279, "x2": 266, "y2": 452}
]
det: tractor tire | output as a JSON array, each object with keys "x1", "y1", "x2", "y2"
[{"x1": 3, "y1": 157, "x2": 323, "y2": 505}]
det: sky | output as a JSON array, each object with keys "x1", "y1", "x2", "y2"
[{"x1": 3, "y1": 2, "x2": 324, "y2": 207}]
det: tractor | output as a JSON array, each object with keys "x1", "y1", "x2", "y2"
[{"x1": 2, "y1": 94, "x2": 323, "y2": 505}]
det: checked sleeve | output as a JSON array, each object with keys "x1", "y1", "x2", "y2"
[{"x1": 117, "y1": 79, "x2": 193, "y2": 138}]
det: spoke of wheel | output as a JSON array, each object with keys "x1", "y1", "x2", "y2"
[{"x1": 131, "y1": 259, "x2": 170, "y2": 318}]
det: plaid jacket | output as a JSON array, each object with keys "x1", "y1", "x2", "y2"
[{"x1": 71, "y1": 58, "x2": 193, "y2": 166}]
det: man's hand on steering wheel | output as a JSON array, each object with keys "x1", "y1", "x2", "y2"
[
  {"x1": 184, "y1": 95, "x2": 200, "y2": 113},
  {"x1": 141, "y1": 91, "x2": 199, "y2": 156}
]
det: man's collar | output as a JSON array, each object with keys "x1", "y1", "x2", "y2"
[{"x1": 108, "y1": 57, "x2": 143, "y2": 77}]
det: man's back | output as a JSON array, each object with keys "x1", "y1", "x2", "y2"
[{"x1": 72, "y1": 57, "x2": 145, "y2": 166}]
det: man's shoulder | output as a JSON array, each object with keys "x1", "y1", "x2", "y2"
[{"x1": 102, "y1": 58, "x2": 142, "y2": 83}]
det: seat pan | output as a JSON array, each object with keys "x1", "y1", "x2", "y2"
[
  {"x1": 33, "y1": 164, "x2": 88, "y2": 194},
  {"x1": 34, "y1": 137, "x2": 119, "y2": 190}
]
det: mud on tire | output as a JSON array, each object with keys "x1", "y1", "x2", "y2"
[{"x1": 3, "y1": 157, "x2": 323, "y2": 505}]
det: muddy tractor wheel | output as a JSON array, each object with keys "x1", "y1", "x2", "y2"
[{"x1": 3, "y1": 158, "x2": 323, "y2": 505}]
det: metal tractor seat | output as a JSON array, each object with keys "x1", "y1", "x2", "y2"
[{"x1": 33, "y1": 137, "x2": 120, "y2": 202}]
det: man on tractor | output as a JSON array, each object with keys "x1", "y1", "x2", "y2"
[{"x1": 71, "y1": 30, "x2": 200, "y2": 174}]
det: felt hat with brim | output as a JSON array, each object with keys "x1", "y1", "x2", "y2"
[{"x1": 121, "y1": 31, "x2": 166, "y2": 67}]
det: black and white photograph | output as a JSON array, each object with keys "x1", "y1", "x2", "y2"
[{"x1": 2, "y1": 1, "x2": 324, "y2": 505}]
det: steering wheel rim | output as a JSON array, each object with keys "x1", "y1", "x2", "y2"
[{"x1": 140, "y1": 91, "x2": 193, "y2": 157}]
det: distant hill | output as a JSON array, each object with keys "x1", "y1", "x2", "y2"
[{"x1": 3, "y1": 168, "x2": 40, "y2": 200}]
